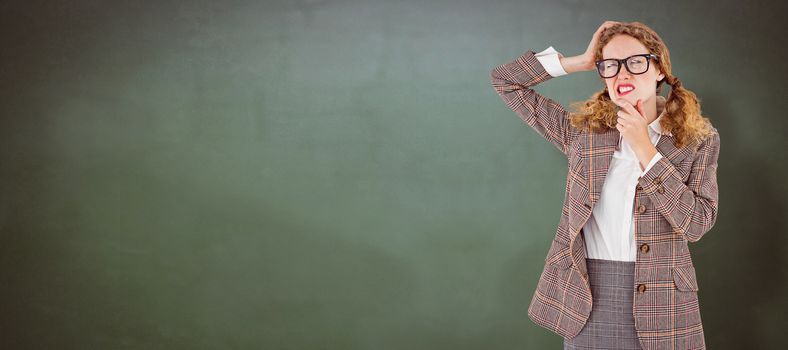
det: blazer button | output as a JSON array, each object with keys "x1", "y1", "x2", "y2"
[
  {"x1": 657, "y1": 186, "x2": 665, "y2": 194},
  {"x1": 639, "y1": 243, "x2": 649, "y2": 253},
  {"x1": 637, "y1": 205, "x2": 646, "y2": 214},
  {"x1": 653, "y1": 176, "x2": 662, "y2": 185},
  {"x1": 636, "y1": 185, "x2": 643, "y2": 191},
  {"x1": 637, "y1": 284, "x2": 647, "y2": 293},
  {"x1": 581, "y1": 271, "x2": 588, "y2": 278}
]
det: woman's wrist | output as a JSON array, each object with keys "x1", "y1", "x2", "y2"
[
  {"x1": 559, "y1": 55, "x2": 594, "y2": 74},
  {"x1": 634, "y1": 144, "x2": 659, "y2": 171}
]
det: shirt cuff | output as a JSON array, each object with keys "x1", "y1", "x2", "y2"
[
  {"x1": 640, "y1": 151, "x2": 664, "y2": 175},
  {"x1": 534, "y1": 46, "x2": 568, "y2": 77}
]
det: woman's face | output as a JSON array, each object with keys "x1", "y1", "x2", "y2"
[{"x1": 601, "y1": 34, "x2": 664, "y2": 104}]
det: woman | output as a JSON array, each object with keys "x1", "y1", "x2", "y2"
[{"x1": 490, "y1": 21, "x2": 720, "y2": 349}]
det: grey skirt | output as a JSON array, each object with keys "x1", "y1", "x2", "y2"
[{"x1": 563, "y1": 258, "x2": 643, "y2": 350}]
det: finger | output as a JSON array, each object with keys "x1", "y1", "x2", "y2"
[
  {"x1": 616, "y1": 99, "x2": 639, "y2": 117},
  {"x1": 614, "y1": 97, "x2": 634, "y2": 107},
  {"x1": 612, "y1": 98, "x2": 630, "y2": 108},
  {"x1": 617, "y1": 110, "x2": 633, "y2": 121},
  {"x1": 635, "y1": 100, "x2": 646, "y2": 119}
]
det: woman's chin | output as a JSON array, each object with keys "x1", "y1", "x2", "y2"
[{"x1": 618, "y1": 93, "x2": 637, "y2": 102}]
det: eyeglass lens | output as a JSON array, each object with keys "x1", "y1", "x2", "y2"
[{"x1": 598, "y1": 56, "x2": 649, "y2": 78}]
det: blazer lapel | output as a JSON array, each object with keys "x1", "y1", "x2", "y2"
[
  {"x1": 586, "y1": 127, "x2": 619, "y2": 205},
  {"x1": 653, "y1": 133, "x2": 694, "y2": 169}
]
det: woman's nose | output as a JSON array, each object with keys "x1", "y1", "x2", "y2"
[{"x1": 617, "y1": 65, "x2": 632, "y2": 78}]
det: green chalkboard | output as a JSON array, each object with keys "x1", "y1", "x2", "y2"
[{"x1": 0, "y1": 1, "x2": 785, "y2": 349}]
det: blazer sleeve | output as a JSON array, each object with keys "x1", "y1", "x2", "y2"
[
  {"x1": 638, "y1": 131, "x2": 721, "y2": 242},
  {"x1": 490, "y1": 49, "x2": 575, "y2": 157}
]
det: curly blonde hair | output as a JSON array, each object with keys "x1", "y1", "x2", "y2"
[{"x1": 568, "y1": 21, "x2": 716, "y2": 148}]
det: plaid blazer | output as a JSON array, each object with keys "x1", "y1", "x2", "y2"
[{"x1": 490, "y1": 50, "x2": 720, "y2": 350}]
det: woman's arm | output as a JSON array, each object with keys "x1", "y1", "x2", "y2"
[
  {"x1": 490, "y1": 22, "x2": 619, "y2": 156},
  {"x1": 638, "y1": 132, "x2": 721, "y2": 242},
  {"x1": 489, "y1": 49, "x2": 577, "y2": 156}
]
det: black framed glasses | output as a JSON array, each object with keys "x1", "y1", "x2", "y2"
[{"x1": 595, "y1": 53, "x2": 659, "y2": 78}]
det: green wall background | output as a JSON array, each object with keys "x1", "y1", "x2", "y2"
[{"x1": 1, "y1": 0, "x2": 786, "y2": 349}]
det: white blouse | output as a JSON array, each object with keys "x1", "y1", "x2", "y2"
[{"x1": 534, "y1": 46, "x2": 669, "y2": 262}]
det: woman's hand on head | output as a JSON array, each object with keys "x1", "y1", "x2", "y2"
[
  {"x1": 579, "y1": 21, "x2": 622, "y2": 72},
  {"x1": 557, "y1": 21, "x2": 621, "y2": 74}
]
